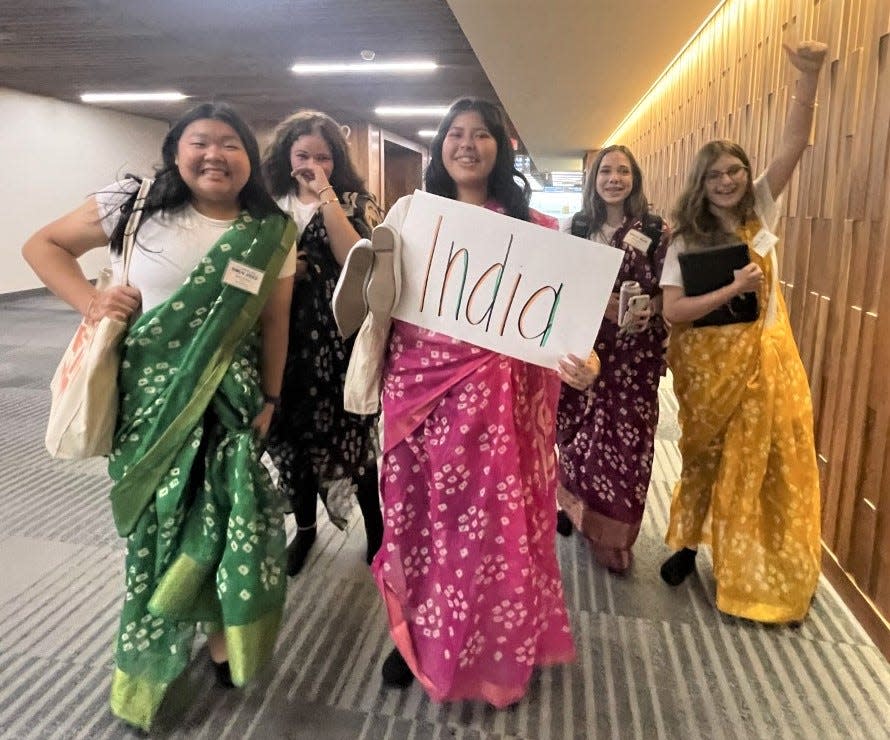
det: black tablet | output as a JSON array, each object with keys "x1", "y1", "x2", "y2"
[{"x1": 678, "y1": 243, "x2": 758, "y2": 327}]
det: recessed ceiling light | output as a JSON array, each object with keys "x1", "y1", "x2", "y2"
[
  {"x1": 375, "y1": 105, "x2": 450, "y2": 117},
  {"x1": 81, "y1": 92, "x2": 187, "y2": 103},
  {"x1": 291, "y1": 61, "x2": 436, "y2": 74},
  {"x1": 418, "y1": 130, "x2": 437, "y2": 138}
]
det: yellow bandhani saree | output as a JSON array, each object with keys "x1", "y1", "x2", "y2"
[{"x1": 665, "y1": 218, "x2": 821, "y2": 623}]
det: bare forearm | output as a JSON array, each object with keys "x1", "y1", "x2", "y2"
[
  {"x1": 259, "y1": 277, "x2": 293, "y2": 397},
  {"x1": 22, "y1": 235, "x2": 97, "y2": 316},
  {"x1": 320, "y1": 202, "x2": 362, "y2": 265},
  {"x1": 663, "y1": 283, "x2": 741, "y2": 324}
]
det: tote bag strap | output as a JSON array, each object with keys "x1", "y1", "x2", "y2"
[{"x1": 120, "y1": 177, "x2": 154, "y2": 286}]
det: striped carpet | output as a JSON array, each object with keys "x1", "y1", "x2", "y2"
[{"x1": 1, "y1": 293, "x2": 888, "y2": 739}]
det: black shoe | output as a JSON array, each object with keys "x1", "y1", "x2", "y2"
[
  {"x1": 212, "y1": 659, "x2": 235, "y2": 689},
  {"x1": 556, "y1": 510, "x2": 573, "y2": 537},
  {"x1": 660, "y1": 548, "x2": 697, "y2": 586},
  {"x1": 286, "y1": 527, "x2": 317, "y2": 577},
  {"x1": 381, "y1": 647, "x2": 414, "y2": 688}
]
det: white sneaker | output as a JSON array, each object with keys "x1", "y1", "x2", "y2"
[{"x1": 332, "y1": 238, "x2": 373, "y2": 338}]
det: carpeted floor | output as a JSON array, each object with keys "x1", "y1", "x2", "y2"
[{"x1": 1, "y1": 293, "x2": 889, "y2": 739}]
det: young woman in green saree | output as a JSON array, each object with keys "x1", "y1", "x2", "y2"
[{"x1": 23, "y1": 102, "x2": 296, "y2": 731}]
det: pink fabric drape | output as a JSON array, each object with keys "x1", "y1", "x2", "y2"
[{"x1": 372, "y1": 206, "x2": 575, "y2": 706}]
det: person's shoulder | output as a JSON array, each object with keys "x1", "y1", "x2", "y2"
[
  {"x1": 93, "y1": 177, "x2": 141, "y2": 221},
  {"x1": 383, "y1": 194, "x2": 414, "y2": 226}
]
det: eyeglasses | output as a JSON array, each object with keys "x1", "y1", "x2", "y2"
[{"x1": 704, "y1": 164, "x2": 748, "y2": 183}]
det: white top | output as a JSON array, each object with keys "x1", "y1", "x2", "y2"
[
  {"x1": 278, "y1": 191, "x2": 319, "y2": 232},
  {"x1": 383, "y1": 193, "x2": 412, "y2": 231},
  {"x1": 660, "y1": 174, "x2": 779, "y2": 288},
  {"x1": 95, "y1": 180, "x2": 296, "y2": 312}
]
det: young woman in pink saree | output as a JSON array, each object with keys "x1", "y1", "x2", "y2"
[{"x1": 364, "y1": 99, "x2": 596, "y2": 706}]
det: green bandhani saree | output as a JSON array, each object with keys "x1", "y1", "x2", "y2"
[{"x1": 106, "y1": 212, "x2": 295, "y2": 730}]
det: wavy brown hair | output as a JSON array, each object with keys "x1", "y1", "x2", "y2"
[
  {"x1": 672, "y1": 139, "x2": 756, "y2": 247},
  {"x1": 577, "y1": 145, "x2": 649, "y2": 237},
  {"x1": 261, "y1": 109, "x2": 365, "y2": 199}
]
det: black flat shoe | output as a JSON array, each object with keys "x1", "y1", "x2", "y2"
[
  {"x1": 660, "y1": 548, "x2": 697, "y2": 586},
  {"x1": 556, "y1": 510, "x2": 573, "y2": 537},
  {"x1": 286, "y1": 527, "x2": 317, "y2": 577},
  {"x1": 212, "y1": 659, "x2": 235, "y2": 689},
  {"x1": 381, "y1": 647, "x2": 414, "y2": 688}
]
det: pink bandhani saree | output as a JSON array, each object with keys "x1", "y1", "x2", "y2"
[{"x1": 373, "y1": 206, "x2": 575, "y2": 707}]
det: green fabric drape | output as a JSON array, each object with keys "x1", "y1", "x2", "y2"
[{"x1": 106, "y1": 212, "x2": 295, "y2": 730}]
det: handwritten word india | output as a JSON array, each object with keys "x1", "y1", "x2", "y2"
[{"x1": 418, "y1": 215, "x2": 563, "y2": 347}]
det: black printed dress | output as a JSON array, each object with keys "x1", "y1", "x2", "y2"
[{"x1": 267, "y1": 191, "x2": 383, "y2": 525}]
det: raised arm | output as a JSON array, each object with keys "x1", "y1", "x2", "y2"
[{"x1": 764, "y1": 40, "x2": 828, "y2": 199}]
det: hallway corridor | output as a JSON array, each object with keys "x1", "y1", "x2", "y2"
[{"x1": 1, "y1": 293, "x2": 889, "y2": 739}]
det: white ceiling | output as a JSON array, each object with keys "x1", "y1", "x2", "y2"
[{"x1": 448, "y1": 0, "x2": 719, "y2": 170}]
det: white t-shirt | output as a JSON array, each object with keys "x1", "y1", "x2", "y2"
[
  {"x1": 660, "y1": 174, "x2": 779, "y2": 288},
  {"x1": 277, "y1": 191, "x2": 319, "y2": 232},
  {"x1": 95, "y1": 180, "x2": 296, "y2": 312}
]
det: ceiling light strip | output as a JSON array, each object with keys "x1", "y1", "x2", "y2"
[
  {"x1": 81, "y1": 92, "x2": 187, "y2": 103},
  {"x1": 375, "y1": 106, "x2": 451, "y2": 117},
  {"x1": 292, "y1": 61, "x2": 437, "y2": 74}
]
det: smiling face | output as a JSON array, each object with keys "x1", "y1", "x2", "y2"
[
  {"x1": 595, "y1": 150, "x2": 634, "y2": 208},
  {"x1": 175, "y1": 118, "x2": 250, "y2": 216},
  {"x1": 441, "y1": 111, "x2": 498, "y2": 197},
  {"x1": 703, "y1": 152, "x2": 750, "y2": 213}
]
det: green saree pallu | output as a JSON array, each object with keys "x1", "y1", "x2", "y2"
[{"x1": 106, "y1": 213, "x2": 295, "y2": 731}]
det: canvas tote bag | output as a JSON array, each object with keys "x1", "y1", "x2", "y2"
[{"x1": 45, "y1": 178, "x2": 153, "y2": 459}]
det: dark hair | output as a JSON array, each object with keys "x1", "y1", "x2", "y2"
[
  {"x1": 108, "y1": 101, "x2": 283, "y2": 254},
  {"x1": 578, "y1": 145, "x2": 649, "y2": 236},
  {"x1": 424, "y1": 98, "x2": 531, "y2": 222},
  {"x1": 672, "y1": 139, "x2": 756, "y2": 246},
  {"x1": 261, "y1": 109, "x2": 365, "y2": 199}
]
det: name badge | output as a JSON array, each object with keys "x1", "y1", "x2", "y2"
[
  {"x1": 751, "y1": 228, "x2": 779, "y2": 258},
  {"x1": 222, "y1": 259, "x2": 265, "y2": 295},
  {"x1": 623, "y1": 229, "x2": 652, "y2": 253}
]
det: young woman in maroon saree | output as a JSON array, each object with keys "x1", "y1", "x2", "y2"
[{"x1": 556, "y1": 146, "x2": 670, "y2": 575}]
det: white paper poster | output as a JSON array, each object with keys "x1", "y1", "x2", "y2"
[{"x1": 391, "y1": 191, "x2": 623, "y2": 368}]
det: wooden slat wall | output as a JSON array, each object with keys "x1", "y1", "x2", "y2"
[{"x1": 613, "y1": 0, "x2": 890, "y2": 648}]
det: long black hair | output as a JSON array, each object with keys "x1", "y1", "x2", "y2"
[
  {"x1": 108, "y1": 101, "x2": 283, "y2": 254},
  {"x1": 578, "y1": 145, "x2": 650, "y2": 237},
  {"x1": 424, "y1": 98, "x2": 531, "y2": 222},
  {"x1": 261, "y1": 109, "x2": 365, "y2": 199}
]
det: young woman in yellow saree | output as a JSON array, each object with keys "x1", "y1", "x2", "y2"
[
  {"x1": 23, "y1": 102, "x2": 296, "y2": 730},
  {"x1": 658, "y1": 41, "x2": 827, "y2": 624}
]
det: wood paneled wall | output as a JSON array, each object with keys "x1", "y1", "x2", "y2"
[{"x1": 612, "y1": 0, "x2": 890, "y2": 649}]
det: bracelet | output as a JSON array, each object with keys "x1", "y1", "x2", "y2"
[
  {"x1": 319, "y1": 197, "x2": 339, "y2": 210},
  {"x1": 263, "y1": 393, "x2": 281, "y2": 411},
  {"x1": 317, "y1": 185, "x2": 334, "y2": 197},
  {"x1": 791, "y1": 95, "x2": 816, "y2": 110}
]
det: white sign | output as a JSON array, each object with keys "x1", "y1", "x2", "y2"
[{"x1": 391, "y1": 191, "x2": 623, "y2": 368}]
